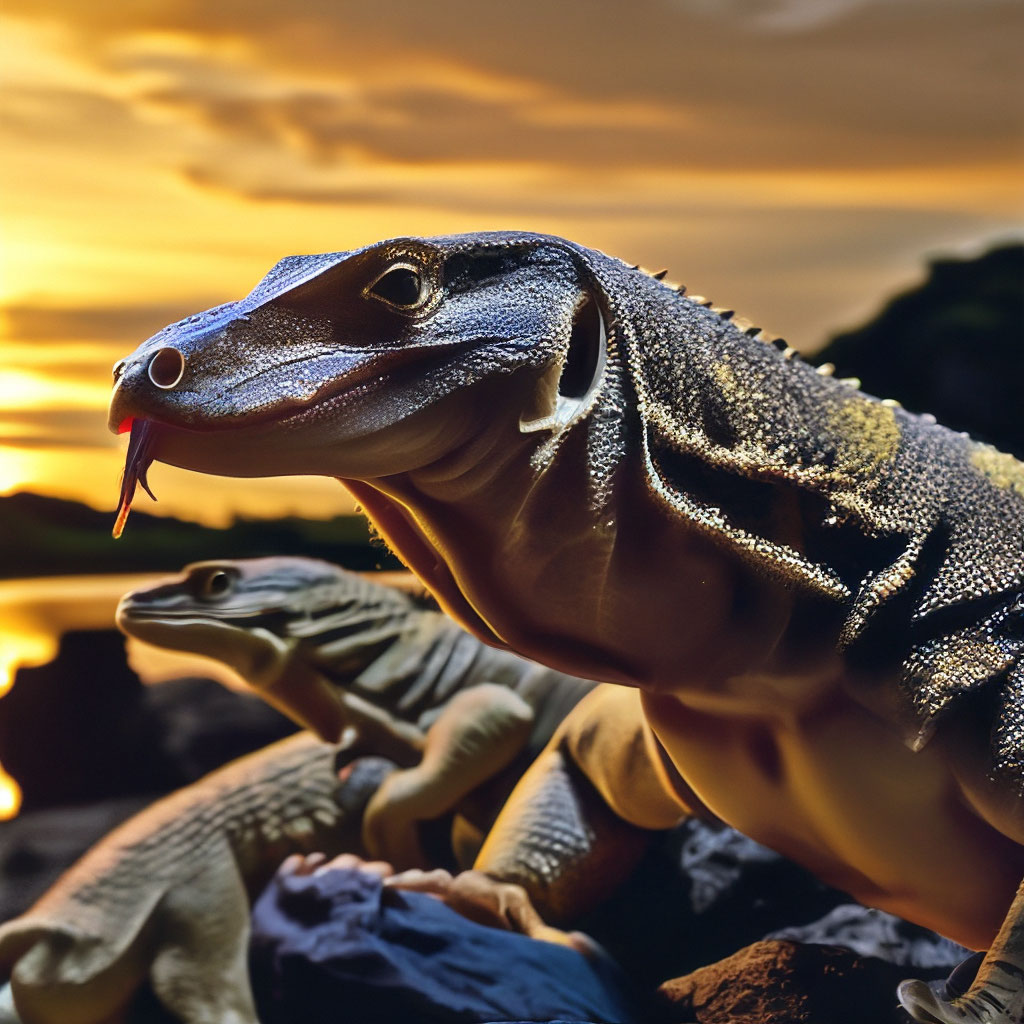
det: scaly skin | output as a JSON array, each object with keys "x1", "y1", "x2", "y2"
[
  {"x1": 0, "y1": 734, "x2": 396, "y2": 1024},
  {"x1": 108, "y1": 232, "x2": 1024, "y2": 1023},
  {"x1": 116, "y1": 557, "x2": 596, "y2": 866}
]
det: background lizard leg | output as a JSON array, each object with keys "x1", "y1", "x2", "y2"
[
  {"x1": 361, "y1": 684, "x2": 533, "y2": 868},
  {"x1": 146, "y1": 846, "x2": 259, "y2": 1024}
]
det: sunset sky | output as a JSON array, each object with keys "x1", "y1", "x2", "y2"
[{"x1": 1, "y1": 0, "x2": 1021, "y2": 526}]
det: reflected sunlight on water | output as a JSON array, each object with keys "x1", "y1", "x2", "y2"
[
  {"x1": 0, "y1": 573, "x2": 211, "y2": 817},
  {"x1": 0, "y1": 574, "x2": 160, "y2": 653},
  {"x1": 0, "y1": 767, "x2": 20, "y2": 820}
]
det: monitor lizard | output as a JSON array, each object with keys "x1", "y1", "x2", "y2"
[
  {"x1": 116, "y1": 556, "x2": 597, "y2": 867},
  {"x1": 0, "y1": 735, "x2": 396, "y2": 1024},
  {"x1": 107, "y1": 231, "x2": 1024, "y2": 1024}
]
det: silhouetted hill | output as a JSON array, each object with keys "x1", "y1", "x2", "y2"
[
  {"x1": 817, "y1": 243, "x2": 1024, "y2": 458},
  {"x1": 0, "y1": 491, "x2": 403, "y2": 578}
]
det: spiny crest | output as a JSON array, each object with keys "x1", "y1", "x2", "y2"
[{"x1": 638, "y1": 260, "x2": 814, "y2": 356}]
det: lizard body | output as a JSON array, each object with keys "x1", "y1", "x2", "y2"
[
  {"x1": 108, "y1": 232, "x2": 1024, "y2": 1023},
  {"x1": 0, "y1": 734, "x2": 394, "y2": 1024},
  {"x1": 117, "y1": 557, "x2": 596, "y2": 865}
]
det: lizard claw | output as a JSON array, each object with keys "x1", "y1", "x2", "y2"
[
  {"x1": 898, "y1": 967, "x2": 1024, "y2": 1024},
  {"x1": 279, "y1": 852, "x2": 395, "y2": 880},
  {"x1": 385, "y1": 868, "x2": 594, "y2": 954}
]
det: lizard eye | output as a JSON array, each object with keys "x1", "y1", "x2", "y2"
[
  {"x1": 199, "y1": 569, "x2": 234, "y2": 600},
  {"x1": 366, "y1": 263, "x2": 427, "y2": 310}
]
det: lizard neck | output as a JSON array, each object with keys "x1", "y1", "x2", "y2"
[{"x1": 345, "y1": 425, "x2": 806, "y2": 691}]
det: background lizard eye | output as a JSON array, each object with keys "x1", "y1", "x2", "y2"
[
  {"x1": 367, "y1": 264, "x2": 425, "y2": 309},
  {"x1": 199, "y1": 569, "x2": 234, "y2": 599}
]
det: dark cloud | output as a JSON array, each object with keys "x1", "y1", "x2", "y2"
[
  {"x1": 8, "y1": 0, "x2": 1022, "y2": 176},
  {"x1": 668, "y1": 0, "x2": 1013, "y2": 33},
  {"x1": 0, "y1": 88, "x2": 142, "y2": 145},
  {"x1": 122, "y1": 5, "x2": 1022, "y2": 175}
]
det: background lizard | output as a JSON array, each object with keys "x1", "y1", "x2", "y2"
[
  {"x1": 0, "y1": 734, "x2": 395, "y2": 1024},
  {"x1": 107, "y1": 231, "x2": 1024, "y2": 1024},
  {"x1": 0, "y1": 562, "x2": 614, "y2": 1024},
  {"x1": 116, "y1": 556, "x2": 597, "y2": 867}
]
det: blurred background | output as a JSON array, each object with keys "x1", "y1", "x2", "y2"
[{"x1": 0, "y1": 0, "x2": 1021, "y2": 821}]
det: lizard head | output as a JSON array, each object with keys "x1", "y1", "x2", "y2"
[
  {"x1": 108, "y1": 232, "x2": 613, "y2": 532},
  {"x1": 117, "y1": 556, "x2": 419, "y2": 739}
]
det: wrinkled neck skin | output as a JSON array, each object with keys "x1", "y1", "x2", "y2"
[
  {"x1": 147, "y1": 357, "x2": 840, "y2": 700},
  {"x1": 344, "y1": 390, "x2": 825, "y2": 697}
]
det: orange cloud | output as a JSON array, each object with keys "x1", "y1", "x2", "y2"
[{"x1": 0, "y1": 1, "x2": 1020, "y2": 525}]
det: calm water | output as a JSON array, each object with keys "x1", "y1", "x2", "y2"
[{"x1": 0, "y1": 573, "x2": 250, "y2": 816}]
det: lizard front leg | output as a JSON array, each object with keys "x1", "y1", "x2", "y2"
[
  {"x1": 389, "y1": 685, "x2": 689, "y2": 935},
  {"x1": 899, "y1": 879, "x2": 1024, "y2": 1024},
  {"x1": 361, "y1": 683, "x2": 534, "y2": 869}
]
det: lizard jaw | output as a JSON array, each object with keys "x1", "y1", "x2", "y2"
[{"x1": 341, "y1": 478, "x2": 511, "y2": 652}]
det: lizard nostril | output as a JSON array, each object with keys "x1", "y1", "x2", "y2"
[
  {"x1": 112, "y1": 359, "x2": 126, "y2": 383},
  {"x1": 148, "y1": 347, "x2": 186, "y2": 390}
]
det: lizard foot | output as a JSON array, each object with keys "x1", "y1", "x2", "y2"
[
  {"x1": 278, "y1": 851, "x2": 395, "y2": 880},
  {"x1": 385, "y1": 868, "x2": 596, "y2": 955},
  {"x1": 898, "y1": 961, "x2": 1024, "y2": 1024}
]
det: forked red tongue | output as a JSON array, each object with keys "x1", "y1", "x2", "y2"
[{"x1": 113, "y1": 419, "x2": 158, "y2": 539}]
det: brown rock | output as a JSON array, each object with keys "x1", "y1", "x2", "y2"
[{"x1": 658, "y1": 939, "x2": 924, "y2": 1024}]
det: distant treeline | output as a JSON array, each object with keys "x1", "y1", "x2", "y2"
[
  {"x1": 0, "y1": 492, "x2": 403, "y2": 579},
  {"x1": 816, "y1": 242, "x2": 1023, "y2": 460}
]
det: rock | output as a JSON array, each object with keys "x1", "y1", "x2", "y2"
[
  {"x1": 143, "y1": 675, "x2": 298, "y2": 787},
  {"x1": 658, "y1": 938, "x2": 941, "y2": 1024},
  {"x1": 0, "y1": 631, "x2": 160, "y2": 809},
  {"x1": 769, "y1": 902, "x2": 969, "y2": 971},
  {"x1": 579, "y1": 818, "x2": 844, "y2": 989},
  {"x1": 0, "y1": 630, "x2": 297, "y2": 811},
  {"x1": 575, "y1": 816, "x2": 966, "y2": 993}
]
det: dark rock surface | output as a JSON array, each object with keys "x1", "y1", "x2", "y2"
[
  {"x1": 770, "y1": 902, "x2": 967, "y2": 970},
  {"x1": 0, "y1": 631, "x2": 163, "y2": 809},
  {"x1": 583, "y1": 818, "x2": 967, "y2": 999},
  {"x1": 0, "y1": 795, "x2": 150, "y2": 922}
]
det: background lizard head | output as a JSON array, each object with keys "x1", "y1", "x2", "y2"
[
  {"x1": 116, "y1": 555, "x2": 418, "y2": 674},
  {"x1": 116, "y1": 556, "x2": 422, "y2": 740}
]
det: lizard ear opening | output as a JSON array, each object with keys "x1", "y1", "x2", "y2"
[
  {"x1": 558, "y1": 293, "x2": 605, "y2": 400},
  {"x1": 520, "y1": 292, "x2": 607, "y2": 435}
]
